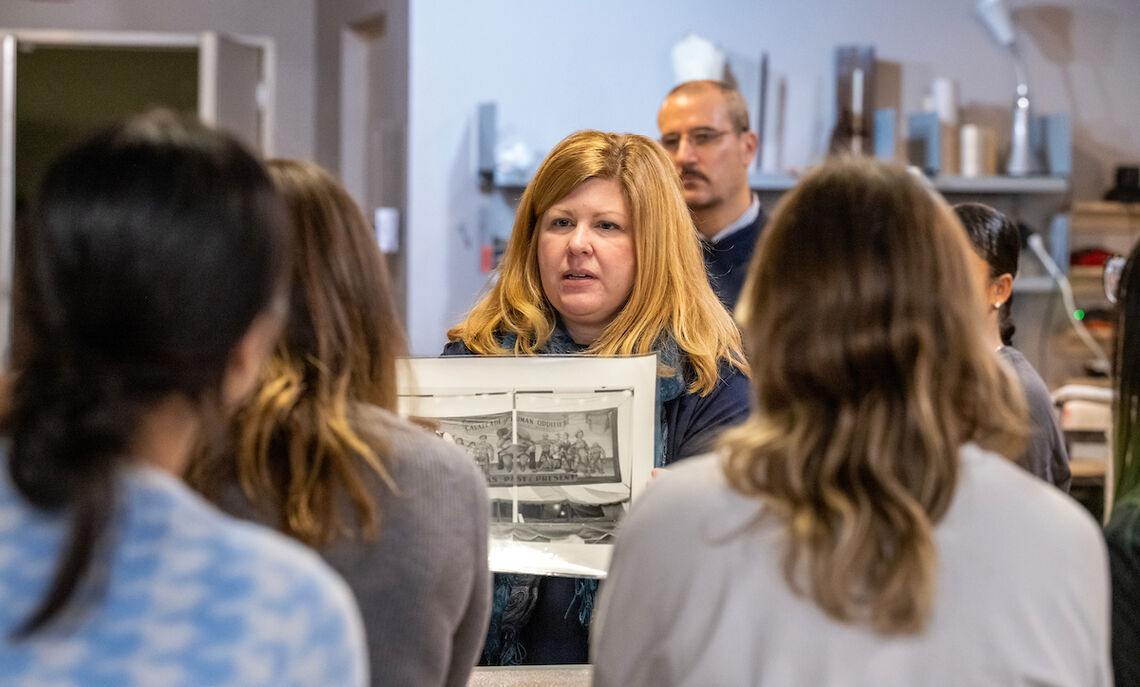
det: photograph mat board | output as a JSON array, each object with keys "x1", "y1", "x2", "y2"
[{"x1": 397, "y1": 355, "x2": 657, "y2": 577}]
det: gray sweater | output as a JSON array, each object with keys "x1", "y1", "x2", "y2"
[
  {"x1": 217, "y1": 405, "x2": 491, "y2": 687},
  {"x1": 999, "y1": 346, "x2": 1071, "y2": 491},
  {"x1": 593, "y1": 447, "x2": 1109, "y2": 686}
]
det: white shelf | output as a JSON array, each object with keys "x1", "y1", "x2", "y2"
[
  {"x1": 1070, "y1": 265, "x2": 1106, "y2": 283},
  {"x1": 747, "y1": 172, "x2": 799, "y2": 191},
  {"x1": 492, "y1": 170, "x2": 532, "y2": 188},
  {"x1": 931, "y1": 175, "x2": 1070, "y2": 194},
  {"x1": 1071, "y1": 201, "x2": 1140, "y2": 234},
  {"x1": 1013, "y1": 276, "x2": 1057, "y2": 294},
  {"x1": 495, "y1": 169, "x2": 1070, "y2": 195},
  {"x1": 749, "y1": 172, "x2": 1069, "y2": 194}
]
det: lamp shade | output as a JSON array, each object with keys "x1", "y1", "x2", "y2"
[{"x1": 976, "y1": 0, "x2": 1016, "y2": 48}]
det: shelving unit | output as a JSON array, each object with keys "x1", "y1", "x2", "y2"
[
  {"x1": 748, "y1": 171, "x2": 1069, "y2": 195},
  {"x1": 1047, "y1": 205, "x2": 1140, "y2": 520},
  {"x1": 1012, "y1": 200, "x2": 1140, "y2": 388},
  {"x1": 493, "y1": 168, "x2": 1072, "y2": 196},
  {"x1": 477, "y1": 102, "x2": 1075, "y2": 383},
  {"x1": 1070, "y1": 201, "x2": 1140, "y2": 239},
  {"x1": 1065, "y1": 200, "x2": 1140, "y2": 347},
  {"x1": 1013, "y1": 276, "x2": 1059, "y2": 294},
  {"x1": 745, "y1": 172, "x2": 1073, "y2": 306},
  {"x1": 1068, "y1": 202, "x2": 1140, "y2": 312},
  {"x1": 926, "y1": 175, "x2": 1070, "y2": 195}
]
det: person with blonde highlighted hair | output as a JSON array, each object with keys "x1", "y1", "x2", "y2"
[
  {"x1": 446, "y1": 130, "x2": 749, "y2": 665},
  {"x1": 592, "y1": 158, "x2": 1110, "y2": 686},
  {"x1": 190, "y1": 159, "x2": 491, "y2": 687}
]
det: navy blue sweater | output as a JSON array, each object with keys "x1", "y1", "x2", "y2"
[{"x1": 702, "y1": 207, "x2": 767, "y2": 312}]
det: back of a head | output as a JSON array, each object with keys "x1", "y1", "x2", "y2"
[
  {"x1": 6, "y1": 109, "x2": 288, "y2": 635},
  {"x1": 953, "y1": 202, "x2": 1020, "y2": 345},
  {"x1": 724, "y1": 157, "x2": 1025, "y2": 634},
  {"x1": 954, "y1": 202, "x2": 1020, "y2": 278},
  {"x1": 264, "y1": 158, "x2": 405, "y2": 408},
  {"x1": 215, "y1": 158, "x2": 406, "y2": 547}
]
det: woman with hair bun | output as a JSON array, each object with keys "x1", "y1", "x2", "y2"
[
  {"x1": 954, "y1": 202, "x2": 1070, "y2": 490},
  {"x1": 592, "y1": 158, "x2": 1109, "y2": 686},
  {"x1": 0, "y1": 111, "x2": 366, "y2": 686}
]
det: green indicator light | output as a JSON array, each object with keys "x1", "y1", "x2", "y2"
[{"x1": 1074, "y1": 309, "x2": 1085, "y2": 320}]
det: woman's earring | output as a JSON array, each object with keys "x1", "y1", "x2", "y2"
[{"x1": 993, "y1": 302, "x2": 1003, "y2": 310}]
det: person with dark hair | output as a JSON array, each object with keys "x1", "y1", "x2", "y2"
[
  {"x1": 954, "y1": 202, "x2": 1071, "y2": 491},
  {"x1": 0, "y1": 111, "x2": 367, "y2": 685},
  {"x1": 188, "y1": 159, "x2": 490, "y2": 687},
  {"x1": 658, "y1": 80, "x2": 766, "y2": 311},
  {"x1": 1104, "y1": 239, "x2": 1140, "y2": 685},
  {"x1": 593, "y1": 158, "x2": 1109, "y2": 686}
]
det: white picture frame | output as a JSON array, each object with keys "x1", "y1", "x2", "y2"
[{"x1": 397, "y1": 355, "x2": 658, "y2": 578}]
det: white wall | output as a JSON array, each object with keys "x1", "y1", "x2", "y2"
[
  {"x1": 6, "y1": 1, "x2": 1139, "y2": 355},
  {"x1": 313, "y1": 0, "x2": 407, "y2": 173},
  {"x1": 3, "y1": 0, "x2": 318, "y2": 160},
  {"x1": 406, "y1": 0, "x2": 1140, "y2": 354}
]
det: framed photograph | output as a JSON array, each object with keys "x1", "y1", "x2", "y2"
[{"x1": 397, "y1": 355, "x2": 658, "y2": 578}]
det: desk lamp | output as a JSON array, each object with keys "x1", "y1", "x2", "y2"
[{"x1": 976, "y1": 0, "x2": 1032, "y2": 176}]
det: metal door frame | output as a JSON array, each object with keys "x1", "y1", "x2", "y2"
[{"x1": 0, "y1": 28, "x2": 274, "y2": 366}]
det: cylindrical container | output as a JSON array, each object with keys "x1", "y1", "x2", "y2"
[
  {"x1": 671, "y1": 33, "x2": 726, "y2": 83},
  {"x1": 932, "y1": 77, "x2": 959, "y2": 125},
  {"x1": 961, "y1": 124, "x2": 983, "y2": 177}
]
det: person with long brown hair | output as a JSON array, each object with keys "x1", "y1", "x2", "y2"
[
  {"x1": 189, "y1": 159, "x2": 490, "y2": 687},
  {"x1": 446, "y1": 130, "x2": 749, "y2": 665},
  {"x1": 592, "y1": 158, "x2": 1110, "y2": 686}
]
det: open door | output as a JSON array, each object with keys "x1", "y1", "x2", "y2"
[
  {"x1": 199, "y1": 31, "x2": 273, "y2": 156},
  {"x1": 0, "y1": 29, "x2": 275, "y2": 366},
  {"x1": 340, "y1": 15, "x2": 409, "y2": 322}
]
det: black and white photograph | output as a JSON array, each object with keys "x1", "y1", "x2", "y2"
[
  {"x1": 417, "y1": 408, "x2": 622, "y2": 487},
  {"x1": 415, "y1": 405, "x2": 628, "y2": 544},
  {"x1": 488, "y1": 499, "x2": 624, "y2": 545},
  {"x1": 495, "y1": 408, "x2": 625, "y2": 543},
  {"x1": 516, "y1": 409, "x2": 620, "y2": 484},
  {"x1": 397, "y1": 356, "x2": 659, "y2": 576},
  {"x1": 415, "y1": 411, "x2": 513, "y2": 475}
]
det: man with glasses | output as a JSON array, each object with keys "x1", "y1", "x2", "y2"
[{"x1": 658, "y1": 80, "x2": 764, "y2": 311}]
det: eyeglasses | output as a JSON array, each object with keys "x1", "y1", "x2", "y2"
[
  {"x1": 1105, "y1": 255, "x2": 1127, "y2": 304},
  {"x1": 659, "y1": 128, "x2": 731, "y2": 153}
]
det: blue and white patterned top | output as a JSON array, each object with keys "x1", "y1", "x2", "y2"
[{"x1": 0, "y1": 455, "x2": 368, "y2": 687}]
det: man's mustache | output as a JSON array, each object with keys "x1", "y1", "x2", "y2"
[{"x1": 679, "y1": 166, "x2": 708, "y2": 183}]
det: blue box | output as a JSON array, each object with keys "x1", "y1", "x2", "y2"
[
  {"x1": 907, "y1": 112, "x2": 942, "y2": 175},
  {"x1": 1043, "y1": 113, "x2": 1071, "y2": 176},
  {"x1": 873, "y1": 108, "x2": 896, "y2": 161}
]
